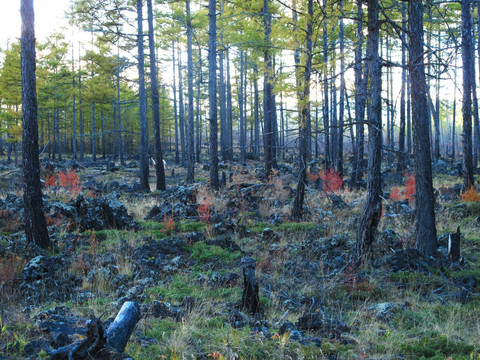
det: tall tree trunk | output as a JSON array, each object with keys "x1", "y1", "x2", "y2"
[
  {"x1": 116, "y1": 46, "x2": 124, "y2": 166},
  {"x1": 72, "y1": 43, "x2": 77, "y2": 160},
  {"x1": 254, "y1": 64, "x2": 260, "y2": 160},
  {"x1": 196, "y1": 46, "x2": 202, "y2": 163},
  {"x1": 172, "y1": 39, "x2": 179, "y2": 164},
  {"x1": 409, "y1": 0, "x2": 438, "y2": 256},
  {"x1": 56, "y1": 109, "x2": 62, "y2": 161},
  {"x1": 355, "y1": 0, "x2": 382, "y2": 262},
  {"x1": 239, "y1": 50, "x2": 246, "y2": 163},
  {"x1": 292, "y1": 0, "x2": 313, "y2": 219},
  {"x1": 147, "y1": 0, "x2": 166, "y2": 190},
  {"x1": 337, "y1": 0, "x2": 345, "y2": 177},
  {"x1": 462, "y1": 0, "x2": 475, "y2": 188},
  {"x1": 208, "y1": 0, "x2": 219, "y2": 190},
  {"x1": 79, "y1": 73, "x2": 84, "y2": 161},
  {"x1": 226, "y1": 50, "x2": 234, "y2": 160},
  {"x1": 263, "y1": 0, "x2": 275, "y2": 178},
  {"x1": 178, "y1": 44, "x2": 186, "y2": 165},
  {"x1": 21, "y1": 0, "x2": 51, "y2": 249},
  {"x1": 219, "y1": 48, "x2": 228, "y2": 161},
  {"x1": 186, "y1": 0, "x2": 195, "y2": 183},
  {"x1": 92, "y1": 103, "x2": 96, "y2": 161},
  {"x1": 353, "y1": 0, "x2": 366, "y2": 186},
  {"x1": 397, "y1": 2, "x2": 407, "y2": 171},
  {"x1": 137, "y1": 0, "x2": 150, "y2": 191},
  {"x1": 452, "y1": 56, "x2": 457, "y2": 161},
  {"x1": 101, "y1": 110, "x2": 105, "y2": 160},
  {"x1": 323, "y1": 0, "x2": 330, "y2": 170}
]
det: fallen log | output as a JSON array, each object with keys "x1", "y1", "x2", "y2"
[
  {"x1": 47, "y1": 301, "x2": 140, "y2": 359},
  {"x1": 106, "y1": 301, "x2": 141, "y2": 353}
]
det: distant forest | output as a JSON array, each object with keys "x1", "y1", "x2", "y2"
[{"x1": 4, "y1": 0, "x2": 480, "y2": 254}]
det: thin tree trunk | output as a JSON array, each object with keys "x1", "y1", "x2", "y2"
[
  {"x1": 263, "y1": 0, "x2": 275, "y2": 178},
  {"x1": 178, "y1": 44, "x2": 186, "y2": 165},
  {"x1": 137, "y1": 0, "x2": 150, "y2": 191},
  {"x1": 323, "y1": 0, "x2": 330, "y2": 170},
  {"x1": 338, "y1": 0, "x2": 345, "y2": 177},
  {"x1": 355, "y1": 0, "x2": 382, "y2": 262},
  {"x1": 172, "y1": 39, "x2": 179, "y2": 164},
  {"x1": 462, "y1": 0, "x2": 475, "y2": 188},
  {"x1": 353, "y1": 0, "x2": 365, "y2": 186},
  {"x1": 186, "y1": 0, "x2": 195, "y2": 183},
  {"x1": 92, "y1": 103, "x2": 96, "y2": 161},
  {"x1": 147, "y1": 0, "x2": 166, "y2": 190},
  {"x1": 101, "y1": 110, "x2": 105, "y2": 160},
  {"x1": 208, "y1": 0, "x2": 219, "y2": 189},
  {"x1": 398, "y1": 2, "x2": 407, "y2": 171},
  {"x1": 72, "y1": 43, "x2": 77, "y2": 160},
  {"x1": 292, "y1": 0, "x2": 313, "y2": 219},
  {"x1": 219, "y1": 48, "x2": 228, "y2": 161},
  {"x1": 21, "y1": 0, "x2": 51, "y2": 249},
  {"x1": 409, "y1": 0, "x2": 438, "y2": 256}
]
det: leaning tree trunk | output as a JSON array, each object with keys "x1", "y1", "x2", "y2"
[
  {"x1": 208, "y1": 0, "x2": 219, "y2": 190},
  {"x1": 136, "y1": 0, "x2": 150, "y2": 192},
  {"x1": 355, "y1": 0, "x2": 382, "y2": 262},
  {"x1": 409, "y1": 0, "x2": 437, "y2": 256},
  {"x1": 147, "y1": 0, "x2": 166, "y2": 191},
  {"x1": 21, "y1": 0, "x2": 51, "y2": 249}
]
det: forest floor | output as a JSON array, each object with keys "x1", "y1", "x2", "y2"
[{"x1": 0, "y1": 156, "x2": 479, "y2": 359}]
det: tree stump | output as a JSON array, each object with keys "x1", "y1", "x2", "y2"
[
  {"x1": 241, "y1": 257, "x2": 260, "y2": 314},
  {"x1": 448, "y1": 226, "x2": 461, "y2": 263}
]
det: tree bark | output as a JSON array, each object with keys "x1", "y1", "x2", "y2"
[
  {"x1": 409, "y1": 0, "x2": 437, "y2": 256},
  {"x1": 292, "y1": 0, "x2": 313, "y2": 220},
  {"x1": 21, "y1": 0, "x2": 51, "y2": 249},
  {"x1": 208, "y1": 0, "x2": 219, "y2": 190},
  {"x1": 137, "y1": 0, "x2": 150, "y2": 191},
  {"x1": 462, "y1": 0, "x2": 475, "y2": 188},
  {"x1": 186, "y1": 0, "x2": 195, "y2": 183},
  {"x1": 147, "y1": 0, "x2": 166, "y2": 191},
  {"x1": 355, "y1": 0, "x2": 382, "y2": 262},
  {"x1": 172, "y1": 39, "x2": 179, "y2": 165},
  {"x1": 263, "y1": 0, "x2": 275, "y2": 179},
  {"x1": 397, "y1": 2, "x2": 407, "y2": 171}
]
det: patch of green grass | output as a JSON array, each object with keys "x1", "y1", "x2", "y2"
[
  {"x1": 400, "y1": 333, "x2": 474, "y2": 359},
  {"x1": 275, "y1": 222, "x2": 317, "y2": 232},
  {"x1": 246, "y1": 221, "x2": 318, "y2": 235},
  {"x1": 191, "y1": 241, "x2": 242, "y2": 265},
  {"x1": 179, "y1": 221, "x2": 207, "y2": 232},
  {"x1": 145, "y1": 273, "x2": 240, "y2": 303}
]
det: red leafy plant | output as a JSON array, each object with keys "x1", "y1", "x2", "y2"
[
  {"x1": 321, "y1": 168, "x2": 343, "y2": 193},
  {"x1": 404, "y1": 172, "x2": 415, "y2": 205}
]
